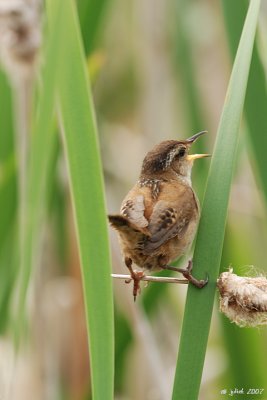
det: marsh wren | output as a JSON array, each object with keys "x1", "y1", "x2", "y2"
[{"x1": 109, "y1": 131, "x2": 210, "y2": 300}]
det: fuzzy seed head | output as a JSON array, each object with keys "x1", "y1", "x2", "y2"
[{"x1": 217, "y1": 269, "x2": 267, "y2": 327}]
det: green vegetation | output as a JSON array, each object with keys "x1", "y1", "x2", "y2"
[{"x1": 172, "y1": 2, "x2": 261, "y2": 399}]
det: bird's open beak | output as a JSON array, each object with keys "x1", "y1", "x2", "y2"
[
  {"x1": 187, "y1": 153, "x2": 211, "y2": 161},
  {"x1": 185, "y1": 130, "x2": 208, "y2": 143},
  {"x1": 185, "y1": 131, "x2": 210, "y2": 161}
]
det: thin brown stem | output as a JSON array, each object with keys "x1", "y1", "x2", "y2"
[{"x1": 111, "y1": 273, "x2": 188, "y2": 284}]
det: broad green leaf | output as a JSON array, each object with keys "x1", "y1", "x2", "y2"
[
  {"x1": 0, "y1": 70, "x2": 17, "y2": 331},
  {"x1": 222, "y1": 0, "x2": 267, "y2": 208},
  {"x1": 77, "y1": 0, "x2": 109, "y2": 55},
  {"x1": 46, "y1": 0, "x2": 114, "y2": 399},
  {"x1": 172, "y1": 2, "x2": 261, "y2": 399},
  {"x1": 219, "y1": 0, "x2": 267, "y2": 393}
]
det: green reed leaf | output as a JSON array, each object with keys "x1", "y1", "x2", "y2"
[{"x1": 172, "y1": 2, "x2": 261, "y2": 399}]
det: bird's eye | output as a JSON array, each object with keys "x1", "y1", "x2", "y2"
[{"x1": 178, "y1": 148, "x2": 186, "y2": 157}]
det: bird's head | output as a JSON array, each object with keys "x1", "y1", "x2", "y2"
[{"x1": 140, "y1": 131, "x2": 210, "y2": 181}]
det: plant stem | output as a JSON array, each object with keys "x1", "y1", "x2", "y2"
[{"x1": 111, "y1": 273, "x2": 188, "y2": 284}]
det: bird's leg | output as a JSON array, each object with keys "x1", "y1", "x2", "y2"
[
  {"x1": 124, "y1": 257, "x2": 144, "y2": 301},
  {"x1": 161, "y1": 259, "x2": 208, "y2": 288}
]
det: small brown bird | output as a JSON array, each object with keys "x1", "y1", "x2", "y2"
[{"x1": 109, "y1": 131, "x2": 210, "y2": 300}]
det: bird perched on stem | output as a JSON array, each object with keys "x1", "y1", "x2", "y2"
[{"x1": 109, "y1": 131, "x2": 210, "y2": 300}]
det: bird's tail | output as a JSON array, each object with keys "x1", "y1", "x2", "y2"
[
  {"x1": 108, "y1": 214, "x2": 132, "y2": 229},
  {"x1": 108, "y1": 214, "x2": 149, "y2": 237},
  {"x1": 108, "y1": 214, "x2": 152, "y2": 255}
]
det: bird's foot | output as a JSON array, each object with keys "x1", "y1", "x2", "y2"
[
  {"x1": 181, "y1": 260, "x2": 208, "y2": 288},
  {"x1": 124, "y1": 257, "x2": 144, "y2": 301},
  {"x1": 161, "y1": 259, "x2": 208, "y2": 288},
  {"x1": 125, "y1": 270, "x2": 144, "y2": 301}
]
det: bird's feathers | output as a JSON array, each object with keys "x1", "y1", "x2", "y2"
[
  {"x1": 142, "y1": 197, "x2": 194, "y2": 254},
  {"x1": 109, "y1": 183, "x2": 198, "y2": 257},
  {"x1": 108, "y1": 214, "x2": 149, "y2": 235},
  {"x1": 120, "y1": 195, "x2": 148, "y2": 228}
]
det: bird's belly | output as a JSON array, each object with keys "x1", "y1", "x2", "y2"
[
  {"x1": 117, "y1": 233, "x2": 159, "y2": 271},
  {"x1": 117, "y1": 218, "x2": 198, "y2": 272},
  {"x1": 167, "y1": 218, "x2": 197, "y2": 261}
]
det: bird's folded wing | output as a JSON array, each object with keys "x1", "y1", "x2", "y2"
[
  {"x1": 142, "y1": 198, "x2": 194, "y2": 254},
  {"x1": 120, "y1": 195, "x2": 148, "y2": 228}
]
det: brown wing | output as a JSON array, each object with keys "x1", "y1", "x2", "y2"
[
  {"x1": 120, "y1": 194, "x2": 148, "y2": 228},
  {"x1": 142, "y1": 194, "x2": 196, "y2": 254}
]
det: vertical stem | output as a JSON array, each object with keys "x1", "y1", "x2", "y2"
[
  {"x1": 14, "y1": 77, "x2": 32, "y2": 236},
  {"x1": 13, "y1": 75, "x2": 33, "y2": 319}
]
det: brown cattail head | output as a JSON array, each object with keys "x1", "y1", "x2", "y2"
[
  {"x1": 0, "y1": 0, "x2": 41, "y2": 82},
  {"x1": 217, "y1": 269, "x2": 267, "y2": 327}
]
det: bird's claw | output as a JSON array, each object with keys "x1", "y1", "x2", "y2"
[
  {"x1": 125, "y1": 271, "x2": 144, "y2": 301},
  {"x1": 161, "y1": 259, "x2": 208, "y2": 289},
  {"x1": 182, "y1": 260, "x2": 208, "y2": 288},
  {"x1": 124, "y1": 270, "x2": 144, "y2": 301},
  {"x1": 124, "y1": 258, "x2": 145, "y2": 300}
]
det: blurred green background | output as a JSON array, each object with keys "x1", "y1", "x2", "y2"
[{"x1": 0, "y1": 0, "x2": 267, "y2": 399}]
